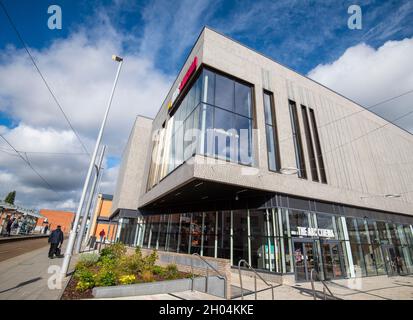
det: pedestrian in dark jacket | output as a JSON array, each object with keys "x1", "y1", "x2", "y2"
[
  {"x1": 48, "y1": 225, "x2": 64, "y2": 259},
  {"x1": 6, "y1": 218, "x2": 14, "y2": 236}
]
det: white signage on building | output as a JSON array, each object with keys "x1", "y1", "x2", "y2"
[{"x1": 296, "y1": 227, "x2": 335, "y2": 238}]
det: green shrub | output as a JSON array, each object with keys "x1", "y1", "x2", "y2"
[
  {"x1": 143, "y1": 250, "x2": 158, "y2": 271},
  {"x1": 99, "y1": 242, "x2": 126, "y2": 261},
  {"x1": 165, "y1": 263, "x2": 179, "y2": 279},
  {"x1": 95, "y1": 268, "x2": 117, "y2": 287},
  {"x1": 152, "y1": 265, "x2": 166, "y2": 276},
  {"x1": 76, "y1": 280, "x2": 94, "y2": 292},
  {"x1": 74, "y1": 268, "x2": 95, "y2": 291},
  {"x1": 78, "y1": 253, "x2": 99, "y2": 267},
  {"x1": 97, "y1": 255, "x2": 118, "y2": 269},
  {"x1": 118, "y1": 254, "x2": 143, "y2": 274},
  {"x1": 118, "y1": 274, "x2": 136, "y2": 285},
  {"x1": 135, "y1": 246, "x2": 143, "y2": 258}
]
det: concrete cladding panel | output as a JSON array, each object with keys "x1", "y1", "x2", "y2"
[{"x1": 111, "y1": 116, "x2": 153, "y2": 213}]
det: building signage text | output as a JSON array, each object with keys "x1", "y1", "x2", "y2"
[{"x1": 296, "y1": 227, "x2": 335, "y2": 238}]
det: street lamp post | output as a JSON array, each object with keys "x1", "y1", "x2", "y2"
[
  {"x1": 60, "y1": 55, "x2": 123, "y2": 276},
  {"x1": 74, "y1": 145, "x2": 106, "y2": 254}
]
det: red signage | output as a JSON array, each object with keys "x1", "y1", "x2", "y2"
[
  {"x1": 168, "y1": 56, "x2": 198, "y2": 112},
  {"x1": 179, "y1": 56, "x2": 198, "y2": 91}
]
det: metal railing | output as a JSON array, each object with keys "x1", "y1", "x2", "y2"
[
  {"x1": 238, "y1": 259, "x2": 275, "y2": 300},
  {"x1": 190, "y1": 253, "x2": 228, "y2": 299},
  {"x1": 310, "y1": 269, "x2": 336, "y2": 300}
]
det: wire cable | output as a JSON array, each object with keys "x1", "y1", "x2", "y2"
[
  {"x1": 0, "y1": 133, "x2": 58, "y2": 192},
  {"x1": 0, "y1": 0, "x2": 90, "y2": 155}
]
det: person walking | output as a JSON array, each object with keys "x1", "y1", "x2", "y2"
[
  {"x1": 48, "y1": 225, "x2": 64, "y2": 259},
  {"x1": 396, "y1": 256, "x2": 404, "y2": 275},
  {"x1": 6, "y1": 218, "x2": 14, "y2": 236},
  {"x1": 99, "y1": 229, "x2": 106, "y2": 243}
]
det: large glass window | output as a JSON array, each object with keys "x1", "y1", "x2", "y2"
[
  {"x1": 147, "y1": 68, "x2": 254, "y2": 190},
  {"x1": 217, "y1": 211, "x2": 231, "y2": 259},
  {"x1": 301, "y1": 105, "x2": 319, "y2": 181},
  {"x1": 233, "y1": 210, "x2": 249, "y2": 265},
  {"x1": 289, "y1": 100, "x2": 307, "y2": 179},
  {"x1": 309, "y1": 108, "x2": 327, "y2": 183},
  {"x1": 203, "y1": 212, "x2": 217, "y2": 257},
  {"x1": 264, "y1": 91, "x2": 281, "y2": 171}
]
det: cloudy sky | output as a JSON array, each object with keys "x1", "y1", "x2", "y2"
[{"x1": 0, "y1": 0, "x2": 412, "y2": 211}]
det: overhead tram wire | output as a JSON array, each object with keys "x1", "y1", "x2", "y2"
[
  {"x1": 302, "y1": 107, "x2": 413, "y2": 167},
  {"x1": 279, "y1": 88, "x2": 413, "y2": 144},
  {"x1": 0, "y1": 1, "x2": 90, "y2": 156},
  {"x1": 0, "y1": 134, "x2": 58, "y2": 193}
]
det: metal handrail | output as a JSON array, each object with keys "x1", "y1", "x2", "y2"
[
  {"x1": 190, "y1": 253, "x2": 228, "y2": 299},
  {"x1": 310, "y1": 269, "x2": 335, "y2": 300},
  {"x1": 238, "y1": 259, "x2": 275, "y2": 300}
]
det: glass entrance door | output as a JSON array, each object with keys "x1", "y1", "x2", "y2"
[
  {"x1": 321, "y1": 241, "x2": 345, "y2": 280},
  {"x1": 293, "y1": 240, "x2": 317, "y2": 281},
  {"x1": 382, "y1": 245, "x2": 397, "y2": 276}
]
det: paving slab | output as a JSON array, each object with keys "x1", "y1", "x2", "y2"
[{"x1": 0, "y1": 243, "x2": 77, "y2": 300}]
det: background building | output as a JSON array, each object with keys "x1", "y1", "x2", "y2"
[
  {"x1": 36, "y1": 209, "x2": 74, "y2": 234},
  {"x1": 89, "y1": 193, "x2": 115, "y2": 242},
  {"x1": 110, "y1": 27, "x2": 413, "y2": 282}
]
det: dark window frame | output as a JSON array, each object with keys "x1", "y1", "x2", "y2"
[
  {"x1": 288, "y1": 100, "x2": 307, "y2": 179},
  {"x1": 309, "y1": 108, "x2": 327, "y2": 183},
  {"x1": 263, "y1": 90, "x2": 281, "y2": 172},
  {"x1": 301, "y1": 105, "x2": 319, "y2": 182}
]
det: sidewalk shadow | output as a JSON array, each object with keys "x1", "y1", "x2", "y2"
[{"x1": 0, "y1": 277, "x2": 42, "y2": 294}]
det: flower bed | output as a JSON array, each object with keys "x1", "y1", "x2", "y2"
[{"x1": 61, "y1": 243, "x2": 191, "y2": 300}]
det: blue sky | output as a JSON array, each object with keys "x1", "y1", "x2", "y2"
[
  {"x1": 0, "y1": 0, "x2": 412, "y2": 209},
  {"x1": 1, "y1": 1, "x2": 412, "y2": 74}
]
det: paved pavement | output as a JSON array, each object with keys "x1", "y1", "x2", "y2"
[
  {"x1": 93, "y1": 290, "x2": 225, "y2": 300},
  {"x1": 0, "y1": 237, "x2": 49, "y2": 262},
  {"x1": 0, "y1": 243, "x2": 76, "y2": 300},
  {"x1": 230, "y1": 272, "x2": 413, "y2": 300}
]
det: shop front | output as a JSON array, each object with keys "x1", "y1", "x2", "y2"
[{"x1": 115, "y1": 195, "x2": 413, "y2": 282}]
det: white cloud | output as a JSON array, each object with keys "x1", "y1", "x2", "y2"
[
  {"x1": 0, "y1": 10, "x2": 173, "y2": 211},
  {"x1": 308, "y1": 37, "x2": 413, "y2": 132}
]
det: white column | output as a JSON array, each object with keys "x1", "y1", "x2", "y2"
[
  {"x1": 200, "y1": 212, "x2": 205, "y2": 256},
  {"x1": 247, "y1": 209, "x2": 252, "y2": 265},
  {"x1": 115, "y1": 218, "x2": 123, "y2": 242},
  {"x1": 214, "y1": 212, "x2": 218, "y2": 258},
  {"x1": 133, "y1": 219, "x2": 139, "y2": 247},
  {"x1": 341, "y1": 216, "x2": 355, "y2": 278},
  {"x1": 266, "y1": 209, "x2": 273, "y2": 272},
  {"x1": 230, "y1": 211, "x2": 233, "y2": 266}
]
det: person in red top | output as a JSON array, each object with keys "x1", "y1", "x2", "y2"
[{"x1": 99, "y1": 229, "x2": 106, "y2": 243}]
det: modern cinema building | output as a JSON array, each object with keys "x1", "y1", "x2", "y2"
[{"x1": 110, "y1": 27, "x2": 413, "y2": 282}]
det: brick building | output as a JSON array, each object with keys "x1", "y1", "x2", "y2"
[
  {"x1": 36, "y1": 209, "x2": 74, "y2": 234},
  {"x1": 88, "y1": 194, "x2": 115, "y2": 242}
]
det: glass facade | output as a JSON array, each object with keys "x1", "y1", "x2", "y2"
[
  {"x1": 147, "y1": 68, "x2": 253, "y2": 190},
  {"x1": 120, "y1": 199, "x2": 413, "y2": 281}
]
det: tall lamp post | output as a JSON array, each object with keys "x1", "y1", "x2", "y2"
[
  {"x1": 74, "y1": 145, "x2": 106, "y2": 254},
  {"x1": 60, "y1": 55, "x2": 123, "y2": 276}
]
